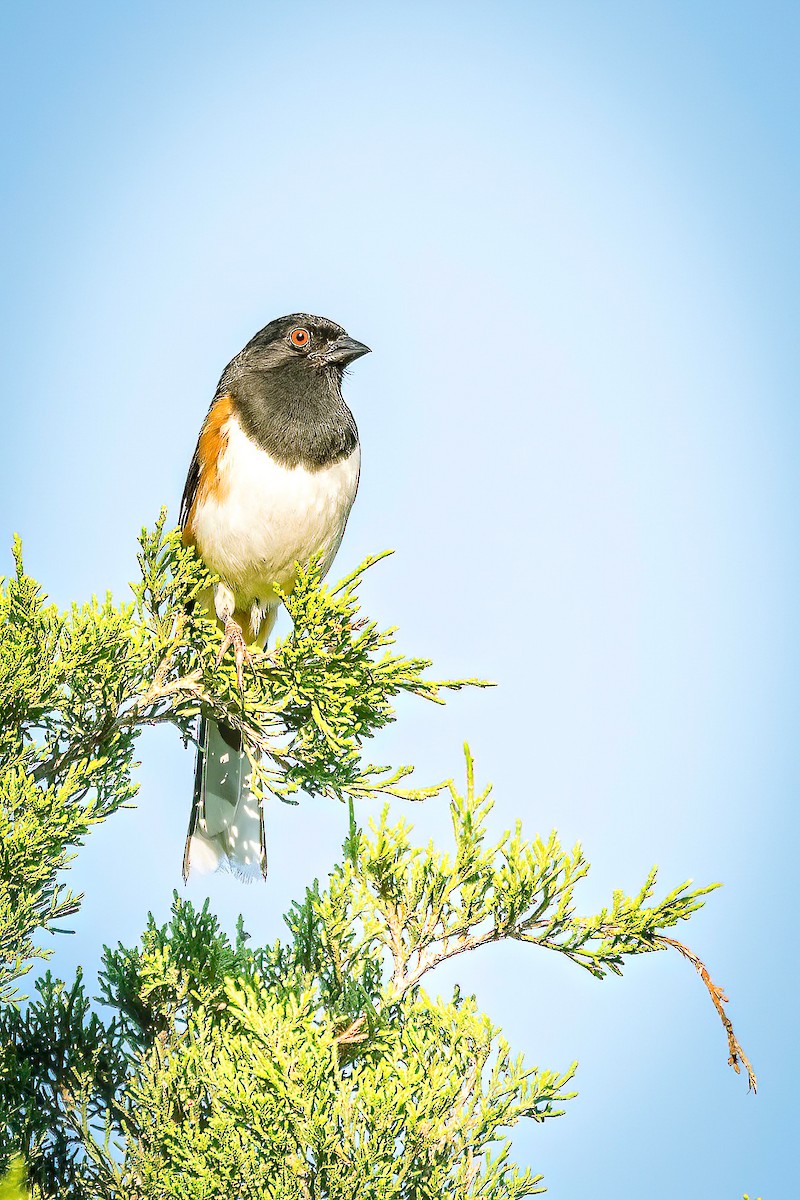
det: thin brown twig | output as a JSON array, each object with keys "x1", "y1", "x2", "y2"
[
  {"x1": 658, "y1": 934, "x2": 757, "y2": 1092},
  {"x1": 119, "y1": 668, "x2": 204, "y2": 723},
  {"x1": 334, "y1": 1016, "x2": 369, "y2": 1064},
  {"x1": 335, "y1": 1015, "x2": 367, "y2": 1045}
]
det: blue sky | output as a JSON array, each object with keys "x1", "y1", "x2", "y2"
[{"x1": 2, "y1": 2, "x2": 797, "y2": 1195}]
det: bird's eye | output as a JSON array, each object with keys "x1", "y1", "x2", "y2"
[{"x1": 289, "y1": 327, "x2": 311, "y2": 348}]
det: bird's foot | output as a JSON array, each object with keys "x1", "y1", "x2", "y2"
[
  {"x1": 252, "y1": 647, "x2": 278, "y2": 667},
  {"x1": 216, "y1": 616, "x2": 254, "y2": 691}
]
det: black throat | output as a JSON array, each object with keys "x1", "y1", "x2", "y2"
[{"x1": 227, "y1": 362, "x2": 359, "y2": 470}]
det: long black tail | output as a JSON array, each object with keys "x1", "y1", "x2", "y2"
[{"x1": 183, "y1": 715, "x2": 267, "y2": 881}]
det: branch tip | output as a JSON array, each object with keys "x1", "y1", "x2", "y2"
[{"x1": 659, "y1": 935, "x2": 757, "y2": 1092}]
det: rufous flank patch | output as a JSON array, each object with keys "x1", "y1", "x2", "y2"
[{"x1": 183, "y1": 394, "x2": 234, "y2": 542}]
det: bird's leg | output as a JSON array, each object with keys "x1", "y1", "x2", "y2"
[
  {"x1": 217, "y1": 617, "x2": 253, "y2": 692},
  {"x1": 214, "y1": 584, "x2": 253, "y2": 692}
]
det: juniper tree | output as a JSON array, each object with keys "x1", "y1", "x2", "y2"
[{"x1": 0, "y1": 515, "x2": 754, "y2": 1198}]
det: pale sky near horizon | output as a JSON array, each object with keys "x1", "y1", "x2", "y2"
[{"x1": 1, "y1": 2, "x2": 798, "y2": 1196}]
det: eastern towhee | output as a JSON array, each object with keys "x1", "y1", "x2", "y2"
[{"x1": 179, "y1": 313, "x2": 370, "y2": 880}]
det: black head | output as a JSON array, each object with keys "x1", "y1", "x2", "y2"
[
  {"x1": 216, "y1": 313, "x2": 368, "y2": 469},
  {"x1": 220, "y1": 313, "x2": 370, "y2": 389}
]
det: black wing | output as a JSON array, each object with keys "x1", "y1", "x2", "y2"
[{"x1": 179, "y1": 435, "x2": 202, "y2": 530}]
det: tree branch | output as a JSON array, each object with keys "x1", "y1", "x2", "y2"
[{"x1": 658, "y1": 935, "x2": 757, "y2": 1092}]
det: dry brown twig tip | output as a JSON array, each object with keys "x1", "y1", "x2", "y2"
[{"x1": 658, "y1": 935, "x2": 757, "y2": 1093}]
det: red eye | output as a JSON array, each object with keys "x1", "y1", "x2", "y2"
[{"x1": 290, "y1": 327, "x2": 310, "y2": 348}]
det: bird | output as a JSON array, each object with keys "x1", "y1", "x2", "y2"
[{"x1": 179, "y1": 313, "x2": 370, "y2": 881}]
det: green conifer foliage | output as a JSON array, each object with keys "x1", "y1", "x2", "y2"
[{"x1": 0, "y1": 516, "x2": 754, "y2": 1198}]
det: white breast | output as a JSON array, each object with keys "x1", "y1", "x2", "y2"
[{"x1": 191, "y1": 415, "x2": 361, "y2": 606}]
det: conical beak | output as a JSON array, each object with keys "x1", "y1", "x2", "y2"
[{"x1": 323, "y1": 336, "x2": 371, "y2": 366}]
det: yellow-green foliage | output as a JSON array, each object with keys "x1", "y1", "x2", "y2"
[
  {"x1": 0, "y1": 517, "x2": 741, "y2": 1198},
  {"x1": 0, "y1": 1156, "x2": 27, "y2": 1200}
]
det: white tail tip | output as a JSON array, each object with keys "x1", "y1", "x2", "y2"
[{"x1": 186, "y1": 831, "x2": 225, "y2": 876}]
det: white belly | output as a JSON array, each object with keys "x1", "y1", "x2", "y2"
[{"x1": 191, "y1": 415, "x2": 360, "y2": 606}]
